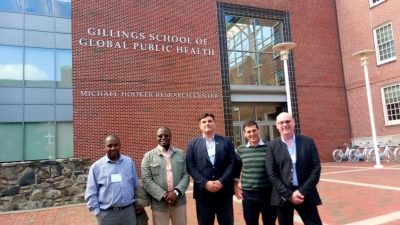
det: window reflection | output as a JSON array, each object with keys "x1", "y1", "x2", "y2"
[
  {"x1": 25, "y1": 0, "x2": 51, "y2": 16},
  {"x1": 0, "y1": 123, "x2": 23, "y2": 162},
  {"x1": 54, "y1": 0, "x2": 71, "y2": 18},
  {"x1": 25, "y1": 47, "x2": 55, "y2": 87},
  {"x1": 0, "y1": 122, "x2": 73, "y2": 162},
  {"x1": 24, "y1": 122, "x2": 56, "y2": 160},
  {"x1": 231, "y1": 102, "x2": 285, "y2": 148},
  {"x1": 226, "y1": 15, "x2": 284, "y2": 86},
  {"x1": 56, "y1": 50, "x2": 72, "y2": 87},
  {"x1": 0, "y1": 46, "x2": 23, "y2": 86},
  {"x1": 56, "y1": 122, "x2": 73, "y2": 158},
  {"x1": 0, "y1": 0, "x2": 23, "y2": 13}
]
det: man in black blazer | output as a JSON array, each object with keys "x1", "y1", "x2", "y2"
[
  {"x1": 265, "y1": 112, "x2": 322, "y2": 225},
  {"x1": 186, "y1": 112, "x2": 236, "y2": 225}
]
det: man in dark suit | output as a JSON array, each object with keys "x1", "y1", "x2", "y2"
[
  {"x1": 265, "y1": 112, "x2": 323, "y2": 225},
  {"x1": 186, "y1": 112, "x2": 236, "y2": 225}
]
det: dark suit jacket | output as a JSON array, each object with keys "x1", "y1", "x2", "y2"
[
  {"x1": 265, "y1": 135, "x2": 322, "y2": 206},
  {"x1": 186, "y1": 134, "x2": 235, "y2": 200}
]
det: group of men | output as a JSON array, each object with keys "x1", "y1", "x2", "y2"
[{"x1": 85, "y1": 112, "x2": 323, "y2": 225}]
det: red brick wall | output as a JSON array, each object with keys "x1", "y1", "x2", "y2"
[
  {"x1": 72, "y1": 0, "x2": 350, "y2": 165},
  {"x1": 336, "y1": 0, "x2": 400, "y2": 140}
]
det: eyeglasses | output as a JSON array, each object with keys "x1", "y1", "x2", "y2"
[
  {"x1": 277, "y1": 120, "x2": 292, "y2": 125},
  {"x1": 106, "y1": 143, "x2": 120, "y2": 148},
  {"x1": 157, "y1": 135, "x2": 170, "y2": 138}
]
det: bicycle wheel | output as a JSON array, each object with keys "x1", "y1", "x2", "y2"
[
  {"x1": 363, "y1": 148, "x2": 371, "y2": 162},
  {"x1": 332, "y1": 149, "x2": 343, "y2": 162},
  {"x1": 368, "y1": 150, "x2": 376, "y2": 162},
  {"x1": 349, "y1": 149, "x2": 360, "y2": 162},
  {"x1": 395, "y1": 148, "x2": 400, "y2": 162},
  {"x1": 386, "y1": 149, "x2": 395, "y2": 162}
]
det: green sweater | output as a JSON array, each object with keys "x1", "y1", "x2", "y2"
[{"x1": 236, "y1": 144, "x2": 271, "y2": 191}]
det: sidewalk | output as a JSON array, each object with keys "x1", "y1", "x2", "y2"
[{"x1": 1, "y1": 162, "x2": 399, "y2": 225}]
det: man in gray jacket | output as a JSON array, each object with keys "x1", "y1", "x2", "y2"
[{"x1": 141, "y1": 126, "x2": 189, "y2": 225}]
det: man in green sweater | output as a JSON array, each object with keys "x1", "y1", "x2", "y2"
[{"x1": 234, "y1": 120, "x2": 277, "y2": 225}]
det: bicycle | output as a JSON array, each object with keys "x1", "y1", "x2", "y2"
[
  {"x1": 394, "y1": 144, "x2": 400, "y2": 162},
  {"x1": 349, "y1": 143, "x2": 373, "y2": 162},
  {"x1": 332, "y1": 143, "x2": 356, "y2": 162},
  {"x1": 368, "y1": 142, "x2": 395, "y2": 162}
]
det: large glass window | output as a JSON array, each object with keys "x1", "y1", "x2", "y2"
[
  {"x1": 381, "y1": 84, "x2": 400, "y2": 125},
  {"x1": 56, "y1": 49, "x2": 72, "y2": 88},
  {"x1": 53, "y1": 0, "x2": 71, "y2": 18},
  {"x1": 373, "y1": 22, "x2": 396, "y2": 65},
  {"x1": 25, "y1": 0, "x2": 52, "y2": 16},
  {"x1": 25, "y1": 47, "x2": 55, "y2": 87},
  {"x1": 0, "y1": 123, "x2": 23, "y2": 161},
  {"x1": 0, "y1": 0, "x2": 72, "y2": 163},
  {"x1": 226, "y1": 16, "x2": 283, "y2": 86},
  {"x1": 0, "y1": 122, "x2": 73, "y2": 162},
  {"x1": 0, "y1": 46, "x2": 23, "y2": 86},
  {"x1": 0, "y1": 0, "x2": 23, "y2": 13}
]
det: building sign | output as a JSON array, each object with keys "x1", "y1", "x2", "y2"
[
  {"x1": 80, "y1": 90, "x2": 219, "y2": 99},
  {"x1": 78, "y1": 27, "x2": 216, "y2": 56}
]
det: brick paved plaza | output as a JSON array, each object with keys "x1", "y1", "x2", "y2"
[{"x1": 1, "y1": 162, "x2": 399, "y2": 225}]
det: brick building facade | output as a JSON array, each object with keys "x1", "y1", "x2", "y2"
[
  {"x1": 72, "y1": 0, "x2": 351, "y2": 163},
  {"x1": 336, "y1": 0, "x2": 400, "y2": 147}
]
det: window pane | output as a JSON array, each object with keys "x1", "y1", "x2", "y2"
[
  {"x1": 25, "y1": 0, "x2": 52, "y2": 16},
  {"x1": 56, "y1": 49, "x2": 72, "y2": 87},
  {"x1": 383, "y1": 84, "x2": 400, "y2": 123},
  {"x1": 226, "y1": 15, "x2": 284, "y2": 86},
  {"x1": 375, "y1": 23, "x2": 396, "y2": 64},
  {"x1": 0, "y1": 123, "x2": 23, "y2": 162},
  {"x1": 56, "y1": 122, "x2": 73, "y2": 158},
  {"x1": 54, "y1": 0, "x2": 70, "y2": 18},
  {"x1": 25, "y1": 47, "x2": 55, "y2": 87},
  {"x1": 0, "y1": 46, "x2": 23, "y2": 86},
  {"x1": 231, "y1": 102, "x2": 285, "y2": 147},
  {"x1": 0, "y1": 0, "x2": 22, "y2": 13},
  {"x1": 24, "y1": 122, "x2": 56, "y2": 160}
]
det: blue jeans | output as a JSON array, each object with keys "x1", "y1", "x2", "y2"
[{"x1": 242, "y1": 189, "x2": 277, "y2": 225}]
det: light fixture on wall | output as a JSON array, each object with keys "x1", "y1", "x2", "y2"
[
  {"x1": 352, "y1": 49, "x2": 383, "y2": 169},
  {"x1": 233, "y1": 106, "x2": 240, "y2": 121},
  {"x1": 272, "y1": 42, "x2": 296, "y2": 115}
]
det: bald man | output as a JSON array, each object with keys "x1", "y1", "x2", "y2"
[
  {"x1": 265, "y1": 113, "x2": 322, "y2": 225},
  {"x1": 85, "y1": 134, "x2": 138, "y2": 225}
]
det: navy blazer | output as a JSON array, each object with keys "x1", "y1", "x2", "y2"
[
  {"x1": 265, "y1": 135, "x2": 322, "y2": 206},
  {"x1": 186, "y1": 134, "x2": 235, "y2": 200}
]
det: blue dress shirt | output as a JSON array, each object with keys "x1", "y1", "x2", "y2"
[
  {"x1": 282, "y1": 135, "x2": 299, "y2": 186},
  {"x1": 85, "y1": 154, "x2": 138, "y2": 215}
]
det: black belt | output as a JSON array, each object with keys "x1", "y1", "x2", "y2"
[
  {"x1": 290, "y1": 185, "x2": 299, "y2": 191},
  {"x1": 102, "y1": 203, "x2": 132, "y2": 211}
]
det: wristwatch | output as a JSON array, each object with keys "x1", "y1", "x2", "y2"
[{"x1": 173, "y1": 189, "x2": 180, "y2": 196}]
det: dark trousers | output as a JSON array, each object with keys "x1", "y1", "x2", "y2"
[
  {"x1": 195, "y1": 195, "x2": 233, "y2": 225},
  {"x1": 276, "y1": 203, "x2": 322, "y2": 225},
  {"x1": 96, "y1": 204, "x2": 136, "y2": 225},
  {"x1": 242, "y1": 189, "x2": 277, "y2": 225}
]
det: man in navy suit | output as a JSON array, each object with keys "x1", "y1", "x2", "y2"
[
  {"x1": 186, "y1": 112, "x2": 236, "y2": 225},
  {"x1": 265, "y1": 112, "x2": 323, "y2": 225}
]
